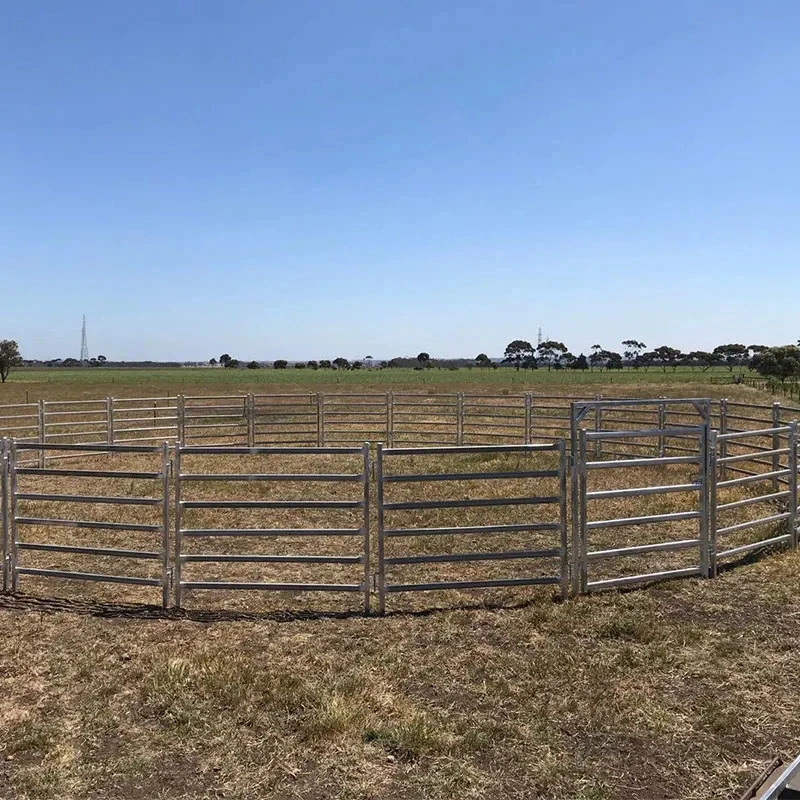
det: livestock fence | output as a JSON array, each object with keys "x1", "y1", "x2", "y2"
[{"x1": 0, "y1": 393, "x2": 798, "y2": 613}]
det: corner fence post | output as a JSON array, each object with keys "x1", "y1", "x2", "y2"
[
  {"x1": 362, "y1": 442, "x2": 371, "y2": 614},
  {"x1": 789, "y1": 421, "x2": 798, "y2": 548},
  {"x1": 376, "y1": 443, "x2": 386, "y2": 614},
  {"x1": 1, "y1": 439, "x2": 9, "y2": 592},
  {"x1": 773, "y1": 402, "x2": 782, "y2": 493},
  {"x1": 708, "y1": 428, "x2": 718, "y2": 577}
]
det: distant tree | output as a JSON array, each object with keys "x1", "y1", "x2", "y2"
[
  {"x1": 652, "y1": 346, "x2": 682, "y2": 372},
  {"x1": 209, "y1": 357, "x2": 217, "y2": 366},
  {"x1": 589, "y1": 345, "x2": 605, "y2": 371},
  {"x1": 307, "y1": 360, "x2": 319, "y2": 370},
  {"x1": 417, "y1": 352, "x2": 430, "y2": 365},
  {"x1": 294, "y1": 362, "x2": 306, "y2": 369},
  {"x1": 605, "y1": 351, "x2": 624, "y2": 370},
  {"x1": 247, "y1": 360, "x2": 261, "y2": 370},
  {"x1": 219, "y1": 353, "x2": 232, "y2": 368},
  {"x1": 475, "y1": 353, "x2": 491, "y2": 368},
  {"x1": 351, "y1": 361, "x2": 363, "y2": 370},
  {"x1": 0, "y1": 340, "x2": 22, "y2": 383},
  {"x1": 572, "y1": 353, "x2": 589, "y2": 370},
  {"x1": 713, "y1": 344, "x2": 748, "y2": 371},
  {"x1": 380, "y1": 360, "x2": 388, "y2": 369},
  {"x1": 387, "y1": 358, "x2": 402, "y2": 368},
  {"x1": 62, "y1": 357, "x2": 80, "y2": 367},
  {"x1": 502, "y1": 340, "x2": 535, "y2": 371},
  {"x1": 273, "y1": 359, "x2": 288, "y2": 369},
  {"x1": 319, "y1": 360, "x2": 332, "y2": 369},
  {"x1": 333, "y1": 357, "x2": 350, "y2": 370},
  {"x1": 751, "y1": 346, "x2": 800, "y2": 383},
  {"x1": 97, "y1": 355, "x2": 107, "y2": 364},
  {"x1": 537, "y1": 340, "x2": 568, "y2": 371},
  {"x1": 622, "y1": 340, "x2": 646, "y2": 369},
  {"x1": 364, "y1": 355, "x2": 373, "y2": 368},
  {"x1": 223, "y1": 358, "x2": 239, "y2": 369},
  {"x1": 689, "y1": 351, "x2": 717, "y2": 371}
]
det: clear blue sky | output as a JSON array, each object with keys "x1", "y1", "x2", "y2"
[{"x1": 3, "y1": 1, "x2": 799, "y2": 362}]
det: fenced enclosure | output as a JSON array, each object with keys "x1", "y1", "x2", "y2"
[{"x1": 0, "y1": 392, "x2": 798, "y2": 613}]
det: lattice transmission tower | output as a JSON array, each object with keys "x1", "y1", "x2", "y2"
[{"x1": 80, "y1": 315, "x2": 89, "y2": 365}]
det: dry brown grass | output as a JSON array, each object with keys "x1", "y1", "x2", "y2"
[{"x1": 1, "y1": 378, "x2": 797, "y2": 798}]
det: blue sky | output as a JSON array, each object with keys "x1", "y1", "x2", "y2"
[{"x1": 3, "y1": 1, "x2": 799, "y2": 361}]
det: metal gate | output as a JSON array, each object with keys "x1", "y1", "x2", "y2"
[{"x1": 573, "y1": 424, "x2": 709, "y2": 592}]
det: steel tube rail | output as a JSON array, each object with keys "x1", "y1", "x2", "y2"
[
  {"x1": 383, "y1": 469, "x2": 558, "y2": 483},
  {"x1": 383, "y1": 522, "x2": 560, "y2": 537},
  {"x1": 587, "y1": 567, "x2": 702, "y2": 590},
  {"x1": 586, "y1": 538, "x2": 700, "y2": 560},
  {"x1": 386, "y1": 576, "x2": 561, "y2": 593},
  {"x1": 385, "y1": 443, "x2": 558, "y2": 456},
  {"x1": 716, "y1": 513, "x2": 791, "y2": 536},
  {"x1": 181, "y1": 527, "x2": 362, "y2": 537},
  {"x1": 15, "y1": 568, "x2": 162, "y2": 586}
]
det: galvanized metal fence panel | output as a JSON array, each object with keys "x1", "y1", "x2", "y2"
[
  {"x1": 320, "y1": 394, "x2": 389, "y2": 445},
  {"x1": 0, "y1": 403, "x2": 40, "y2": 465},
  {"x1": 376, "y1": 442, "x2": 568, "y2": 613},
  {"x1": 461, "y1": 394, "x2": 526, "y2": 444},
  {"x1": 391, "y1": 393, "x2": 459, "y2": 447},
  {"x1": 253, "y1": 393, "x2": 319, "y2": 446},
  {"x1": 174, "y1": 443, "x2": 371, "y2": 611},
  {"x1": 183, "y1": 395, "x2": 249, "y2": 445},
  {"x1": 9, "y1": 441, "x2": 171, "y2": 606},
  {"x1": 111, "y1": 396, "x2": 179, "y2": 445},
  {"x1": 41, "y1": 399, "x2": 110, "y2": 462},
  {"x1": 710, "y1": 424, "x2": 798, "y2": 572}
]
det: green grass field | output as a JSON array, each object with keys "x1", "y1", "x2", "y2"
[{"x1": 0, "y1": 365, "x2": 753, "y2": 405}]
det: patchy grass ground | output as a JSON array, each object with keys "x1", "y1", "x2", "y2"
[
  {"x1": 0, "y1": 375, "x2": 797, "y2": 799},
  {"x1": 1, "y1": 549, "x2": 800, "y2": 799}
]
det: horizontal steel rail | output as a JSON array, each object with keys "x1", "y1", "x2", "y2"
[
  {"x1": 586, "y1": 538, "x2": 700, "y2": 559},
  {"x1": 181, "y1": 527, "x2": 362, "y2": 537},
  {"x1": 16, "y1": 568, "x2": 162, "y2": 586},
  {"x1": 383, "y1": 522, "x2": 561, "y2": 537},
  {"x1": 383, "y1": 469, "x2": 558, "y2": 483},
  {"x1": 385, "y1": 576, "x2": 561, "y2": 593}
]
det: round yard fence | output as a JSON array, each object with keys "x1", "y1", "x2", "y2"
[{"x1": 0, "y1": 393, "x2": 797, "y2": 613}]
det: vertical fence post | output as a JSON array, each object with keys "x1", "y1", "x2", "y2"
[
  {"x1": 246, "y1": 393, "x2": 255, "y2": 448},
  {"x1": 524, "y1": 393, "x2": 532, "y2": 444},
  {"x1": 1, "y1": 439, "x2": 8, "y2": 592},
  {"x1": 577, "y1": 428, "x2": 588, "y2": 593},
  {"x1": 569, "y1": 404, "x2": 581, "y2": 595},
  {"x1": 457, "y1": 393, "x2": 464, "y2": 446},
  {"x1": 719, "y1": 399, "x2": 728, "y2": 481},
  {"x1": 160, "y1": 441, "x2": 170, "y2": 609},
  {"x1": 594, "y1": 394, "x2": 602, "y2": 459},
  {"x1": 37, "y1": 400, "x2": 45, "y2": 469},
  {"x1": 173, "y1": 443, "x2": 183, "y2": 608},
  {"x1": 361, "y1": 442, "x2": 371, "y2": 614},
  {"x1": 9, "y1": 440, "x2": 18, "y2": 593},
  {"x1": 658, "y1": 400, "x2": 666, "y2": 457},
  {"x1": 789, "y1": 420, "x2": 798, "y2": 548},
  {"x1": 773, "y1": 402, "x2": 782, "y2": 493},
  {"x1": 699, "y1": 423, "x2": 711, "y2": 578},
  {"x1": 386, "y1": 392, "x2": 394, "y2": 447},
  {"x1": 708, "y1": 428, "x2": 718, "y2": 577},
  {"x1": 319, "y1": 393, "x2": 326, "y2": 447},
  {"x1": 376, "y1": 443, "x2": 386, "y2": 614},
  {"x1": 557, "y1": 439, "x2": 568, "y2": 599},
  {"x1": 106, "y1": 396, "x2": 114, "y2": 445},
  {"x1": 177, "y1": 395, "x2": 185, "y2": 446}
]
